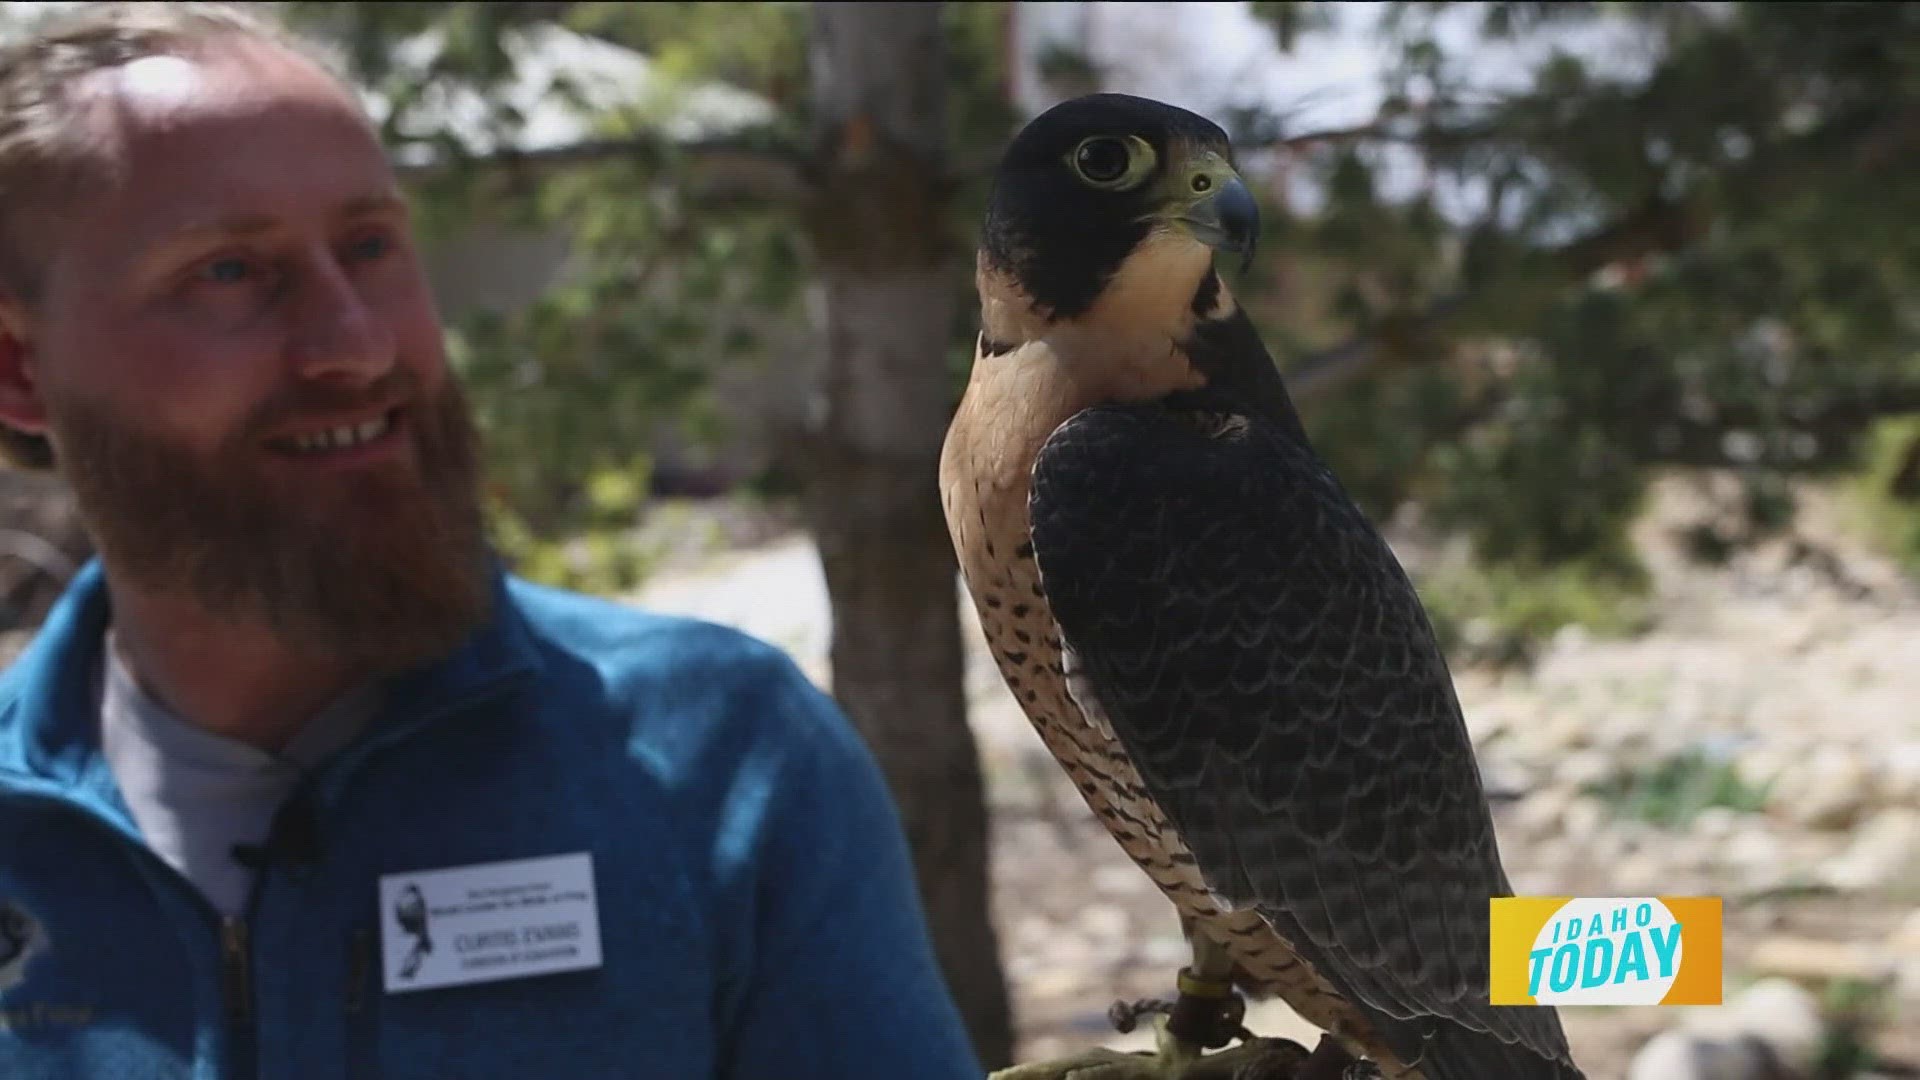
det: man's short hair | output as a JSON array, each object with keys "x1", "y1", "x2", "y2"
[{"x1": 0, "y1": 2, "x2": 344, "y2": 471}]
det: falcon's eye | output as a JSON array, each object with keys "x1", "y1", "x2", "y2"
[{"x1": 1069, "y1": 135, "x2": 1154, "y2": 190}]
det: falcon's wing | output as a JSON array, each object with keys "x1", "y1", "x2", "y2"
[{"x1": 1028, "y1": 395, "x2": 1583, "y2": 1080}]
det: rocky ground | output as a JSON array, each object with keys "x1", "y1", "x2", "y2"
[{"x1": 631, "y1": 475, "x2": 1920, "y2": 1079}]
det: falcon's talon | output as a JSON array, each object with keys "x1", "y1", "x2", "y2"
[
  {"x1": 1292, "y1": 1036, "x2": 1363, "y2": 1080},
  {"x1": 1165, "y1": 980, "x2": 1246, "y2": 1050},
  {"x1": 1108, "y1": 997, "x2": 1176, "y2": 1034}
]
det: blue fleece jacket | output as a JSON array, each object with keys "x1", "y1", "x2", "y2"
[{"x1": 0, "y1": 560, "x2": 984, "y2": 1079}]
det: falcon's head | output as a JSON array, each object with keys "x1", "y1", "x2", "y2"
[{"x1": 979, "y1": 93, "x2": 1259, "y2": 334}]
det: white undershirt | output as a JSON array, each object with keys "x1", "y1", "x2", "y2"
[{"x1": 97, "y1": 628, "x2": 377, "y2": 917}]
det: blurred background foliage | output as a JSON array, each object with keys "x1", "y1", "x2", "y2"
[{"x1": 241, "y1": 0, "x2": 1920, "y2": 653}]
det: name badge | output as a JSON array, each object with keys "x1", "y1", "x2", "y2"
[{"x1": 378, "y1": 852, "x2": 603, "y2": 993}]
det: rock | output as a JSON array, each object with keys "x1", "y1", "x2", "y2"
[
  {"x1": 1627, "y1": 1029, "x2": 1790, "y2": 1080},
  {"x1": 1461, "y1": 698, "x2": 1509, "y2": 744},
  {"x1": 1477, "y1": 760, "x2": 1531, "y2": 803},
  {"x1": 1523, "y1": 711, "x2": 1594, "y2": 756},
  {"x1": 1776, "y1": 745, "x2": 1874, "y2": 831},
  {"x1": 1508, "y1": 869, "x2": 1564, "y2": 897},
  {"x1": 1748, "y1": 936, "x2": 1897, "y2": 990},
  {"x1": 1690, "y1": 806, "x2": 1746, "y2": 843},
  {"x1": 1769, "y1": 614, "x2": 1826, "y2": 656},
  {"x1": 1550, "y1": 623, "x2": 1592, "y2": 653},
  {"x1": 1513, "y1": 789, "x2": 1575, "y2": 842},
  {"x1": 1899, "y1": 959, "x2": 1920, "y2": 1008},
  {"x1": 1604, "y1": 847, "x2": 1672, "y2": 892},
  {"x1": 1022, "y1": 966, "x2": 1091, "y2": 1002},
  {"x1": 1821, "y1": 807, "x2": 1920, "y2": 892},
  {"x1": 1734, "y1": 746, "x2": 1795, "y2": 797},
  {"x1": 1077, "y1": 903, "x2": 1130, "y2": 944},
  {"x1": 1141, "y1": 934, "x2": 1192, "y2": 969},
  {"x1": 1012, "y1": 913, "x2": 1060, "y2": 951},
  {"x1": 1721, "y1": 825, "x2": 1783, "y2": 873},
  {"x1": 1713, "y1": 822, "x2": 1813, "y2": 894},
  {"x1": 1090, "y1": 865, "x2": 1146, "y2": 898},
  {"x1": 1553, "y1": 749, "x2": 1618, "y2": 793},
  {"x1": 1891, "y1": 908, "x2": 1920, "y2": 954},
  {"x1": 1588, "y1": 827, "x2": 1637, "y2": 867},
  {"x1": 1879, "y1": 742, "x2": 1920, "y2": 805},
  {"x1": 1560, "y1": 795, "x2": 1614, "y2": 842},
  {"x1": 1658, "y1": 834, "x2": 1721, "y2": 877},
  {"x1": 1712, "y1": 979, "x2": 1826, "y2": 1075},
  {"x1": 1632, "y1": 978, "x2": 1827, "y2": 1079},
  {"x1": 1891, "y1": 914, "x2": 1920, "y2": 1004}
]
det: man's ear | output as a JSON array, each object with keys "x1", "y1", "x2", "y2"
[{"x1": 0, "y1": 296, "x2": 49, "y2": 437}]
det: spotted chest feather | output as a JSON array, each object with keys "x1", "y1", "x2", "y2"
[
  {"x1": 955, "y1": 497, "x2": 1387, "y2": 1046},
  {"x1": 937, "y1": 334, "x2": 1417, "y2": 1077}
]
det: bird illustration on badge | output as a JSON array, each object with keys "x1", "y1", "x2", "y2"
[
  {"x1": 0, "y1": 900, "x2": 44, "y2": 993},
  {"x1": 395, "y1": 884, "x2": 432, "y2": 980}
]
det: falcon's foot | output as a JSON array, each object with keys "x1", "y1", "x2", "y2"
[
  {"x1": 991, "y1": 971, "x2": 1307, "y2": 1080},
  {"x1": 986, "y1": 1018, "x2": 1311, "y2": 1080},
  {"x1": 986, "y1": 956, "x2": 1380, "y2": 1079}
]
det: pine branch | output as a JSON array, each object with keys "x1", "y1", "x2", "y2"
[
  {"x1": 393, "y1": 131, "x2": 811, "y2": 206},
  {"x1": 1282, "y1": 293, "x2": 1469, "y2": 405},
  {"x1": 1280, "y1": 193, "x2": 1701, "y2": 405}
]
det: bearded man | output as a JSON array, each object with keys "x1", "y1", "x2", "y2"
[{"x1": 0, "y1": 5, "x2": 981, "y2": 1078}]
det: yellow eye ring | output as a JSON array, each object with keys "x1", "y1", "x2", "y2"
[{"x1": 1068, "y1": 135, "x2": 1156, "y2": 190}]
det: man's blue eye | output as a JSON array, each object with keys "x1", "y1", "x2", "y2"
[
  {"x1": 349, "y1": 233, "x2": 390, "y2": 261},
  {"x1": 206, "y1": 257, "x2": 253, "y2": 283}
]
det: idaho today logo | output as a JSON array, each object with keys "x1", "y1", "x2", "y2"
[{"x1": 1489, "y1": 897, "x2": 1721, "y2": 1006}]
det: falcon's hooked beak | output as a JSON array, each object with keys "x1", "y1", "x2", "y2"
[{"x1": 1156, "y1": 149, "x2": 1260, "y2": 274}]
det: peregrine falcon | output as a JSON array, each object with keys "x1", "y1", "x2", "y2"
[{"x1": 939, "y1": 93, "x2": 1585, "y2": 1080}]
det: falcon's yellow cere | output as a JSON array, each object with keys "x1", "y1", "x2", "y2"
[{"x1": 1489, "y1": 897, "x2": 1722, "y2": 1006}]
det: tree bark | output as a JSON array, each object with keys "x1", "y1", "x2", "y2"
[{"x1": 797, "y1": 2, "x2": 1014, "y2": 1069}]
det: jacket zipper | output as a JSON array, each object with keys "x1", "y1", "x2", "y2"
[
  {"x1": 221, "y1": 916, "x2": 257, "y2": 1080},
  {"x1": 5, "y1": 662, "x2": 531, "y2": 1078},
  {"x1": 346, "y1": 927, "x2": 378, "y2": 1080},
  {"x1": 345, "y1": 928, "x2": 371, "y2": 1016},
  {"x1": 2, "y1": 786, "x2": 256, "y2": 1073}
]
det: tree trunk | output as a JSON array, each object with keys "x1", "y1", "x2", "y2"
[{"x1": 797, "y1": 2, "x2": 1013, "y2": 1069}]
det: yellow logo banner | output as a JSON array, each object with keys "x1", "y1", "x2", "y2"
[{"x1": 1489, "y1": 896, "x2": 1721, "y2": 1005}]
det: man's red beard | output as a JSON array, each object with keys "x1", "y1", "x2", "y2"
[{"x1": 46, "y1": 371, "x2": 495, "y2": 677}]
